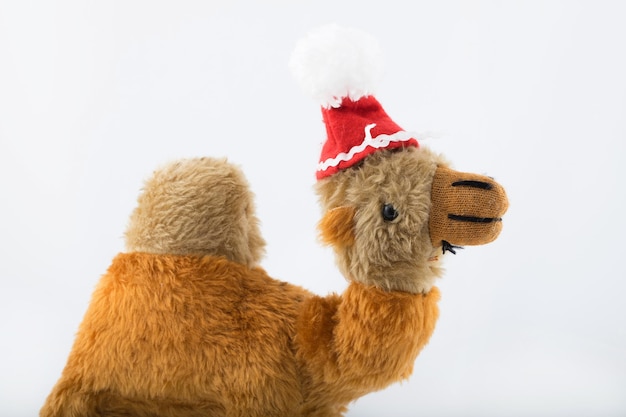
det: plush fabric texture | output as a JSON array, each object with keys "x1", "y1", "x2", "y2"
[
  {"x1": 295, "y1": 282, "x2": 439, "y2": 416},
  {"x1": 40, "y1": 253, "x2": 439, "y2": 417},
  {"x1": 124, "y1": 157, "x2": 265, "y2": 268},
  {"x1": 315, "y1": 146, "x2": 447, "y2": 294},
  {"x1": 41, "y1": 148, "x2": 508, "y2": 415},
  {"x1": 429, "y1": 166, "x2": 509, "y2": 247},
  {"x1": 318, "y1": 206, "x2": 356, "y2": 247}
]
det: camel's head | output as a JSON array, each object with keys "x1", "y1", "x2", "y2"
[
  {"x1": 315, "y1": 145, "x2": 508, "y2": 294},
  {"x1": 291, "y1": 24, "x2": 508, "y2": 293},
  {"x1": 125, "y1": 157, "x2": 265, "y2": 268}
]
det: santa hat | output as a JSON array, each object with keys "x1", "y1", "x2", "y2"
[{"x1": 289, "y1": 24, "x2": 419, "y2": 180}]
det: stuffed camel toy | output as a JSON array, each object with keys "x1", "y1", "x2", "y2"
[{"x1": 41, "y1": 25, "x2": 508, "y2": 417}]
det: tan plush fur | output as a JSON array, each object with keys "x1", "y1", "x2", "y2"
[
  {"x1": 125, "y1": 157, "x2": 265, "y2": 268},
  {"x1": 42, "y1": 148, "x2": 505, "y2": 416},
  {"x1": 315, "y1": 146, "x2": 447, "y2": 294}
]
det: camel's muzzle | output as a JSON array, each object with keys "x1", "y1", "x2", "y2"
[{"x1": 429, "y1": 166, "x2": 509, "y2": 248}]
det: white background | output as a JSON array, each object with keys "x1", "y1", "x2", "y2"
[{"x1": 1, "y1": 1, "x2": 625, "y2": 416}]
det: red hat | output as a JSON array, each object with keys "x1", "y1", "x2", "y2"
[
  {"x1": 318, "y1": 96, "x2": 418, "y2": 179},
  {"x1": 290, "y1": 24, "x2": 419, "y2": 180}
]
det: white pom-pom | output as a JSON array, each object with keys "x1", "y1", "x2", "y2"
[{"x1": 289, "y1": 23, "x2": 384, "y2": 108}]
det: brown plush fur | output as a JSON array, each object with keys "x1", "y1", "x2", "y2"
[
  {"x1": 40, "y1": 253, "x2": 439, "y2": 417},
  {"x1": 41, "y1": 253, "x2": 306, "y2": 417},
  {"x1": 42, "y1": 148, "x2": 504, "y2": 416},
  {"x1": 318, "y1": 206, "x2": 356, "y2": 247}
]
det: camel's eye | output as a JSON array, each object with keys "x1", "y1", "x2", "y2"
[{"x1": 382, "y1": 204, "x2": 399, "y2": 222}]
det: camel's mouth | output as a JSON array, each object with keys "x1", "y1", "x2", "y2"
[
  {"x1": 427, "y1": 241, "x2": 464, "y2": 263},
  {"x1": 427, "y1": 248, "x2": 442, "y2": 263},
  {"x1": 441, "y1": 240, "x2": 463, "y2": 255}
]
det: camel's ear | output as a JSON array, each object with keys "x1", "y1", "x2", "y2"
[{"x1": 318, "y1": 206, "x2": 356, "y2": 247}]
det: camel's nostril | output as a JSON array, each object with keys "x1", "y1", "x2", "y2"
[{"x1": 451, "y1": 180, "x2": 493, "y2": 190}]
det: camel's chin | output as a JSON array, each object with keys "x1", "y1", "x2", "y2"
[{"x1": 427, "y1": 247, "x2": 444, "y2": 264}]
